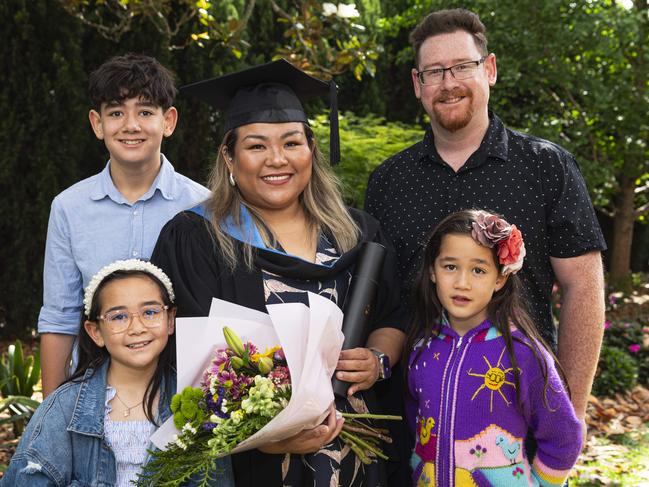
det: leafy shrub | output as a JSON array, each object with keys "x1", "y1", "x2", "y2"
[
  {"x1": 553, "y1": 282, "x2": 649, "y2": 393},
  {"x1": 601, "y1": 320, "x2": 649, "y2": 386},
  {"x1": 592, "y1": 346, "x2": 639, "y2": 397},
  {"x1": 0, "y1": 340, "x2": 41, "y2": 436},
  {"x1": 312, "y1": 111, "x2": 423, "y2": 207}
]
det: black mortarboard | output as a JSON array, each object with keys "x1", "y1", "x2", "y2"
[{"x1": 181, "y1": 59, "x2": 340, "y2": 165}]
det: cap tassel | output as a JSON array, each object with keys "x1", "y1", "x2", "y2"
[{"x1": 329, "y1": 80, "x2": 340, "y2": 166}]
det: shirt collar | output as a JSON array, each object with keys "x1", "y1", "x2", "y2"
[
  {"x1": 90, "y1": 154, "x2": 177, "y2": 203},
  {"x1": 417, "y1": 111, "x2": 509, "y2": 166},
  {"x1": 438, "y1": 317, "x2": 495, "y2": 341},
  {"x1": 190, "y1": 203, "x2": 337, "y2": 268}
]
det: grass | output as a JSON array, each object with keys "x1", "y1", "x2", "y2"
[{"x1": 572, "y1": 424, "x2": 649, "y2": 486}]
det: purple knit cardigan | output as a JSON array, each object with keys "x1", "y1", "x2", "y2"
[{"x1": 406, "y1": 319, "x2": 582, "y2": 486}]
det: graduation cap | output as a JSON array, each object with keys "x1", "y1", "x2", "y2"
[{"x1": 181, "y1": 59, "x2": 340, "y2": 165}]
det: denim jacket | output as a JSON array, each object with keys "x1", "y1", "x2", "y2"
[{"x1": 1, "y1": 360, "x2": 234, "y2": 486}]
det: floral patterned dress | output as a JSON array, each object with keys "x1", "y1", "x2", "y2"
[{"x1": 262, "y1": 234, "x2": 384, "y2": 487}]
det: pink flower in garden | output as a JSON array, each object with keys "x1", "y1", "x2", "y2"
[
  {"x1": 608, "y1": 294, "x2": 617, "y2": 305},
  {"x1": 604, "y1": 320, "x2": 611, "y2": 330},
  {"x1": 628, "y1": 344, "x2": 641, "y2": 354}
]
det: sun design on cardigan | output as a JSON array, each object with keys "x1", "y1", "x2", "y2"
[{"x1": 467, "y1": 347, "x2": 518, "y2": 413}]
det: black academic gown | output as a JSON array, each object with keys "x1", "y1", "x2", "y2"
[{"x1": 151, "y1": 207, "x2": 407, "y2": 487}]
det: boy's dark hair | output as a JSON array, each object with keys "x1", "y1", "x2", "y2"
[
  {"x1": 409, "y1": 8, "x2": 488, "y2": 66},
  {"x1": 67, "y1": 269, "x2": 176, "y2": 425},
  {"x1": 89, "y1": 53, "x2": 177, "y2": 111},
  {"x1": 405, "y1": 209, "x2": 569, "y2": 411}
]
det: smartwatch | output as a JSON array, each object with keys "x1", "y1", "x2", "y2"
[{"x1": 371, "y1": 349, "x2": 391, "y2": 381}]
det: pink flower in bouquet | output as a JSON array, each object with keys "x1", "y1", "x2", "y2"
[{"x1": 268, "y1": 365, "x2": 291, "y2": 387}]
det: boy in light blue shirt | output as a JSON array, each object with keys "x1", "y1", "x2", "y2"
[{"x1": 38, "y1": 54, "x2": 210, "y2": 396}]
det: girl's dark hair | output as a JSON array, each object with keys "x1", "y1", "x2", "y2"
[
  {"x1": 405, "y1": 209, "x2": 569, "y2": 410},
  {"x1": 67, "y1": 270, "x2": 176, "y2": 424}
]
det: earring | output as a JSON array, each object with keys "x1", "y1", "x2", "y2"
[{"x1": 229, "y1": 172, "x2": 236, "y2": 187}]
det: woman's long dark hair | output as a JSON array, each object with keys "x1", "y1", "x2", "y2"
[
  {"x1": 405, "y1": 209, "x2": 569, "y2": 410},
  {"x1": 66, "y1": 270, "x2": 176, "y2": 424}
]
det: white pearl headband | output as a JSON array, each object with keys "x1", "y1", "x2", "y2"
[{"x1": 83, "y1": 259, "x2": 175, "y2": 317}]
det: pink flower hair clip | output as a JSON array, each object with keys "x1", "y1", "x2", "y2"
[{"x1": 471, "y1": 211, "x2": 526, "y2": 275}]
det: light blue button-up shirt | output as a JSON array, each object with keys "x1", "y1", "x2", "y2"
[{"x1": 38, "y1": 155, "x2": 211, "y2": 335}]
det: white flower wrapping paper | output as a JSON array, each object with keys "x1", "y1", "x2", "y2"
[{"x1": 151, "y1": 292, "x2": 344, "y2": 454}]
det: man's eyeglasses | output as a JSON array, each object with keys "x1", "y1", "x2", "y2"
[
  {"x1": 416, "y1": 56, "x2": 487, "y2": 85},
  {"x1": 98, "y1": 305, "x2": 169, "y2": 334}
]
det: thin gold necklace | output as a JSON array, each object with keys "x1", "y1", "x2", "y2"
[{"x1": 113, "y1": 391, "x2": 143, "y2": 417}]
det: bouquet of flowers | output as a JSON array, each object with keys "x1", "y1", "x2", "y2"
[{"x1": 139, "y1": 293, "x2": 400, "y2": 486}]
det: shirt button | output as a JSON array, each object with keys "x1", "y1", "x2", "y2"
[
  {"x1": 132, "y1": 251, "x2": 138, "y2": 256},
  {"x1": 133, "y1": 210, "x2": 138, "y2": 215}
]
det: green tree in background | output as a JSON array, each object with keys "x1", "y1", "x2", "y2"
[
  {"x1": 312, "y1": 113, "x2": 422, "y2": 206},
  {"x1": 2, "y1": 0, "x2": 647, "y2": 339},
  {"x1": 0, "y1": 0, "x2": 88, "y2": 340},
  {"x1": 486, "y1": 0, "x2": 648, "y2": 284},
  {"x1": 57, "y1": 0, "x2": 381, "y2": 80},
  {"x1": 377, "y1": 0, "x2": 648, "y2": 284}
]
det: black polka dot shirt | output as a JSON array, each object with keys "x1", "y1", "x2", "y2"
[{"x1": 365, "y1": 113, "x2": 606, "y2": 346}]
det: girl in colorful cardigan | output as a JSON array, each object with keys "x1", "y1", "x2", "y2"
[{"x1": 405, "y1": 209, "x2": 582, "y2": 486}]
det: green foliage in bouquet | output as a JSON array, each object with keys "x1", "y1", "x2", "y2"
[
  {"x1": 171, "y1": 387, "x2": 207, "y2": 429},
  {"x1": 0, "y1": 340, "x2": 41, "y2": 437},
  {"x1": 592, "y1": 346, "x2": 639, "y2": 397}
]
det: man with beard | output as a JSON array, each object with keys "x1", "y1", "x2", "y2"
[{"x1": 365, "y1": 8, "x2": 606, "y2": 479}]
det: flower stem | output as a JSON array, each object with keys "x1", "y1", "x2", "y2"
[
  {"x1": 340, "y1": 430, "x2": 389, "y2": 461},
  {"x1": 340, "y1": 412, "x2": 402, "y2": 421},
  {"x1": 342, "y1": 423, "x2": 392, "y2": 442},
  {"x1": 345, "y1": 418, "x2": 390, "y2": 436},
  {"x1": 341, "y1": 433, "x2": 372, "y2": 464}
]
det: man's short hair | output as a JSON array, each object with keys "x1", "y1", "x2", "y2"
[
  {"x1": 409, "y1": 8, "x2": 488, "y2": 66},
  {"x1": 89, "y1": 53, "x2": 177, "y2": 111}
]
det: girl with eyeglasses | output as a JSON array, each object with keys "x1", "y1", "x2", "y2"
[{"x1": 1, "y1": 259, "x2": 234, "y2": 487}]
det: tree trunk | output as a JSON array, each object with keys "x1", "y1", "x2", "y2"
[{"x1": 609, "y1": 175, "x2": 636, "y2": 281}]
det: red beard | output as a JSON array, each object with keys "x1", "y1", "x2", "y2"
[{"x1": 432, "y1": 87, "x2": 474, "y2": 132}]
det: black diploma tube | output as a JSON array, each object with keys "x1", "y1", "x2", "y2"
[{"x1": 333, "y1": 241, "x2": 387, "y2": 397}]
